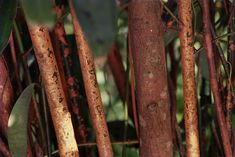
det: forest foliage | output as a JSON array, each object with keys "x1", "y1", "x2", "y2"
[{"x1": 0, "y1": 0, "x2": 235, "y2": 157}]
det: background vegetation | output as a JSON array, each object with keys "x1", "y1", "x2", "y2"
[{"x1": 0, "y1": 0, "x2": 235, "y2": 157}]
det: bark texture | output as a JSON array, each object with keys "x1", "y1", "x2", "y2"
[
  {"x1": 178, "y1": 0, "x2": 200, "y2": 156},
  {"x1": 28, "y1": 24, "x2": 79, "y2": 157},
  {"x1": 128, "y1": 1, "x2": 173, "y2": 156},
  {"x1": 54, "y1": 6, "x2": 88, "y2": 144},
  {"x1": 68, "y1": 1, "x2": 114, "y2": 157},
  {"x1": 0, "y1": 56, "x2": 13, "y2": 157},
  {"x1": 202, "y1": 0, "x2": 232, "y2": 157}
]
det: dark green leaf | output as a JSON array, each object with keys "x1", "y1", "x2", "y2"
[
  {"x1": 164, "y1": 29, "x2": 178, "y2": 47},
  {"x1": 197, "y1": 50, "x2": 210, "y2": 80},
  {"x1": 72, "y1": 0, "x2": 117, "y2": 56},
  {"x1": 0, "y1": 0, "x2": 17, "y2": 55},
  {"x1": 107, "y1": 120, "x2": 137, "y2": 141},
  {"x1": 192, "y1": 0, "x2": 202, "y2": 32},
  {"x1": 7, "y1": 84, "x2": 37, "y2": 157},
  {"x1": 19, "y1": 0, "x2": 55, "y2": 28}
]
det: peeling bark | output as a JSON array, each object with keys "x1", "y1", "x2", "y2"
[
  {"x1": 68, "y1": 1, "x2": 114, "y2": 157},
  {"x1": 53, "y1": 6, "x2": 88, "y2": 145},
  {"x1": 27, "y1": 24, "x2": 79, "y2": 157},
  {"x1": 128, "y1": 0, "x2": 173, "y2": 156},
  {"x1": 178, "y1": 0, "x2": 200, "y2": 156},
  {"x1": 50, "y1": 32, "x2": 68, "y2": 100}
]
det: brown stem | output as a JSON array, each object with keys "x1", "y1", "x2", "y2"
[
  {"x1": 202, "y1": 0, "x2": 233, "y2": 156},
  {"x1": 52, "y1": 140, "x2": 139, "y2": 155},
  {"x1": 13, "y1": 22, "x2": 32, "y2": 85},
  {"x1": 0, "y1": 56, "x2": 13, "y2": 157},
  {"x1": 107, "y1": 43, "x2": 132, "y2": 117},
  {"x1": 232, "y1": 128, "x2": 235, "y2": 155},
  {"x1": 211, "y1": 121, "x2": 223, "y2": 156},
  {"x1": 0, "y1": 139, "x2": 11, "y2": 157},
  {"x1": 77, "y1": 140, "x2": 139, "y2": 147},
  {"x1": 27, "y1": 23, "x2": 79, "y2": 157},
  {"x1": 178, "y1": 0, "x2": 200, "y2": 156},
  {"x1": 168, "y1": 77, "x2": 185, "y2": 156},
  {"x1": 107, "y1": 42, "x2": 139, "y2": 137},
  {"x1": 41, "y1": 87, "x2": 52, "y2": 157},
  {"x1": 228, "y1": 0, "x2": 235, "y2": 113},
  {"x1": 54, "y1": 6, "x2": 88, "y2": 145},
  {"x1": 168, "y1": 44, "x2": 184, "y2": 156},
  {"x1": 226, "y1": 79, "x2": 232, "y2": 136},
  {"x1": 232, "y1": 55, "x2": 235, "y2": 108},
  {"x1": 128, "y1": 35, "x2": 139, "y2": 138},
  {"x1": 68, "y1": 1, "x2": 114, "y2": 157},
  {"x1": 128, "y1": 1, "x2": 173, "y2": 156},
  {"x1": 9, "y1": 33, "x2": 22, "y2": 92},
  {"x1": 50, "y1": 32, "x2": 68, "y2": 99}
]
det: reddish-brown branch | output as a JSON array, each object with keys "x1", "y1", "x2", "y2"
[
  {"x1": 53, "y1": 5, "x2": 88, "y2": 145},
  {"x1": 128, "y1": 36, "x2": 139, "y2": 138},
  {"x1": 9, "y1": 33, "x2": 22, "y2": 92},
  {"x1": 225, "y1": 80, "x2": 232, "y2": 136},
  {"x1": 0, "y1": 139, "x2": 11, "y2": 157},
  {"x1": 50, "y1": 32, "x2": 68, "y2": 99},
  {"x1": 77, "y1": 140, "x2": 139, "y2": 147},
  {"x1": 228, "y1": 0, "x2": 235, "y2": 115},
  {"x1": 128, "y1": 1, "x2": 173, "y2": 156},
  {"x1": 52, "y1": 140, "x2": 139, "y2": 155},
  {"x1": 211, "y1": 121, "x2": 223, "y2": 155},
  {"x1": 107, "y1": 43, "x2": 139, "y2": 137},
  {"x1": 107, "y1": 43, "x2": 131, "y2": 114},
  {"x1": 0, "y1": 56, "x2": 13, "y2": 157},
  {"x1": 202, "y1": 0, "x2": 233, "y2": 156},
  {"x1": 168, "y1": 44, "x2": 184, "y2": 156},
  {"x1": 232, "y1": 128, "x2": 235, "y2": 155},
  {"x1": 27, "y1": 24, "x2": 79, "y2": 157},
  {"x1": 178, "y1": 0, "x2": 200, "y2": 156},
  {"x1": 68, "y1": 1, "x2": 114, "y2": 157}
]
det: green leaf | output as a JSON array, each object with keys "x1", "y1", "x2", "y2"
[
  {"x1": 192, "y1": 0, "x2": 202, "y2": 32},
  {"x1": 71, "y1": 0, "x2": 117, "y2": 56},
  {"x1": 7, "y1": 84, "x2": 37, "y2": 157},
  {"x1": 19, "y1": 0, "x2": 55, "y2": 28},
  {"x1": 0, "y1": 0, "x2": 17, "y2": 55},
  {"x1": 107, "y1": 120, "x2": 137, "y2": 141},
  {"x1": 197, "y1": 50, "x2": 210, "y2": 80}
]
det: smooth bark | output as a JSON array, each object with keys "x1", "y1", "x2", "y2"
[
  {"x1": 128, "y1": 0, "x2": 173, "y2": 156},
  {"x1": 202, "y1": 0, "x2": 232, "y2": 156}
]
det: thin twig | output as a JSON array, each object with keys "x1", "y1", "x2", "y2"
[
  {"x1": 45, "y1": 140, "x2": 139, "y2": 157},
  {"x1": 128, "y1": 33, "x2": 139, "y2": 138},
  {"x1": 41, "y1": 87, "x2": 52, "y2": 157},
  {"x1": 160, "y1": 0, "x2": 182, "y2": 25},
  {"x1": 9, "y1": 33, "x2": 22, "y2": 92}
]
